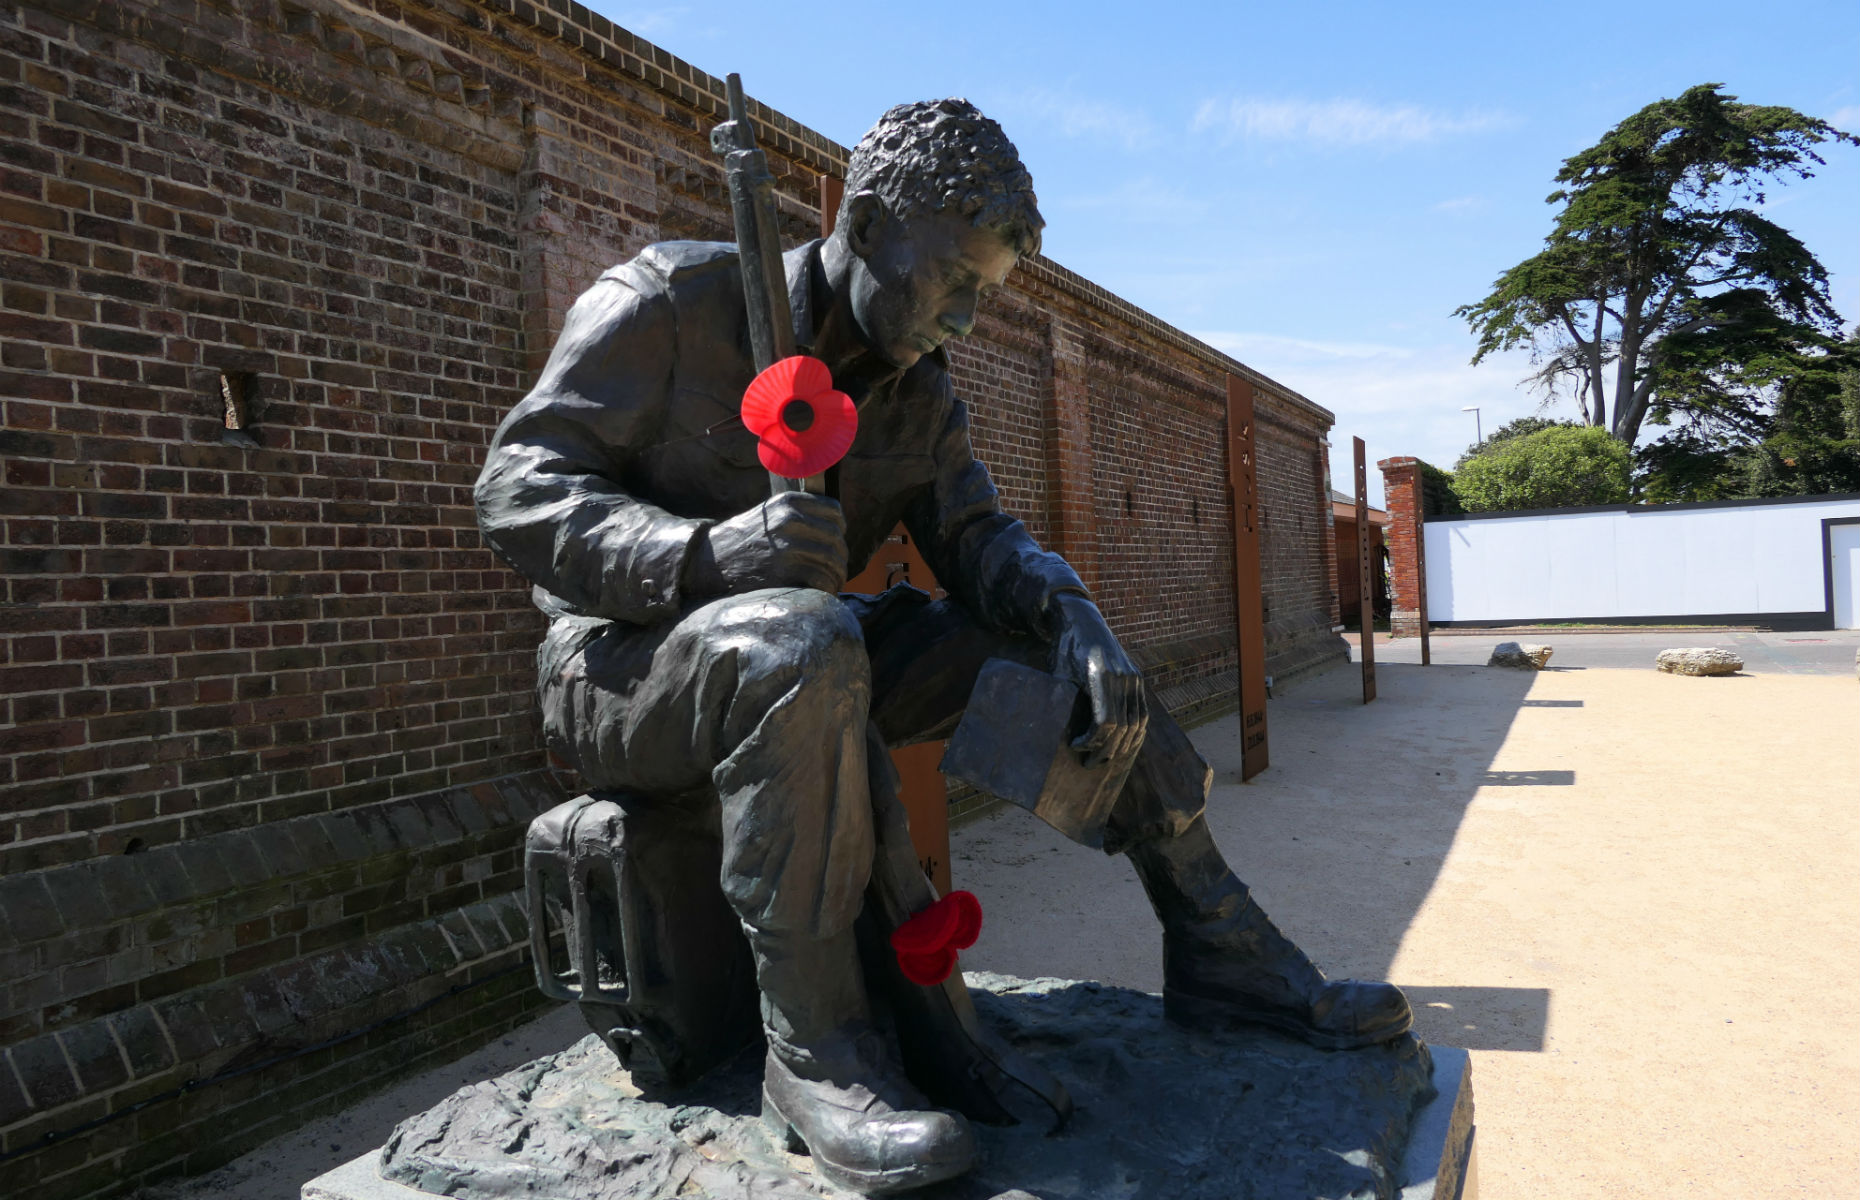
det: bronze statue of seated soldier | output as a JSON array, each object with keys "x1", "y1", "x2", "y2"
[{"x1": 476, "y1": 96, "x2": 1410, "y2": 1197}]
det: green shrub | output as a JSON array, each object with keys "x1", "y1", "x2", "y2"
[
  {"x1": 1451, "y1": 425, "x2": 1632, "y2": 512},
  {"x1": 1416, "y1": 460, "x2": 1463, "y2": 516}
]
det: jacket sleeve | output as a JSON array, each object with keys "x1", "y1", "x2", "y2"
[
  {"x1": 473, "y1": 269, "x2": 708, "y2": 625},
  {"x1": 902, "y1": 373, "x2": 1089, "y2": 637}
]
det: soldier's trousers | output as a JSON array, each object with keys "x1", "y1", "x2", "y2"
[{"x1": 537, "y1": 585, "x2": 1209, "y2": 939}]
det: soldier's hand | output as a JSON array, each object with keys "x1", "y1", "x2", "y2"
[
  {"x1": 1051, "y1": 593, "x2": 1148, "y2": 768},
  {"x1": 686, "y1": 491, "x2": 848, "y2": 597}
]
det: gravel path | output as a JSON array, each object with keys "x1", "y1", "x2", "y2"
[
  {"x1": 1365, "y1": 627, "x2": 1860, "y2": 675},
  {"x1": 957, "y1": 660, "x2": 1860, "y2": 1199}
]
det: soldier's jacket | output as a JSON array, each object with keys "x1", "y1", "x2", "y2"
[{"x1": 474, "y1": 238, "x2": 1087, "y2": 641}]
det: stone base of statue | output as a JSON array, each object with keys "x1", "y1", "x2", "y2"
[{"x1": 301, "y1": 974, "x2": 1474, "y2": 1200}]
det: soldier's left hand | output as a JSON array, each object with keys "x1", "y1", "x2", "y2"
[{"x1": 1051, "y1": 593, "x2": 1148, "y2": 768}]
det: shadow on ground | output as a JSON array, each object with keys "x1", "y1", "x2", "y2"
[{"x1": 955, "y1": 660, "x2": 1553, "y2": 1056}]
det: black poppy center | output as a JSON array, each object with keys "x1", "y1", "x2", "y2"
[{"x1": 781, "y1": 398, "x2": 816, "y2": 432}]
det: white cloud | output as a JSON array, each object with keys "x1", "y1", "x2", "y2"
[
  {"x1": 1192, "y1": 97, "x2": 1511, "y2": 147},
  {"x1": 1006, "y1": 89, "x2": 1156, "y2": 151},
  {"x1": 611, "y1": 6, "x2": 690, "y2": 36},
  {"x1": 1829, "y1": 105, "x2": 1860, "y2": 134},
  {"x1": 1055, "y1": 176, "x2": 1208, "y2": 219},
  {"x1": 1194, "y1": 330, "x2": 1413, "y2": 363},
  {"x1": 1190, "y1": 332, "x2": 1558, "y2": 505}
]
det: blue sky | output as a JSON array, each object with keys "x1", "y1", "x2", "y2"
[{"x1": 589, "y1": 0, "x2": 1859, "y2": 504}]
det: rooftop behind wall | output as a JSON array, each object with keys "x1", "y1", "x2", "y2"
[{"x1": 0, "y1": 2, "x2": 1344, "y2": 1195}]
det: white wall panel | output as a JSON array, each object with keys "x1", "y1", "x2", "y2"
[
  {"x1": 1831, "y1": 524, "x2": 1860, "y2": 629},
  {"x1": 1424, "y1": 498, "x2": 1860, "y2": 622}
]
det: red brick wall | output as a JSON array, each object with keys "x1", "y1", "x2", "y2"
[
  {"x1": 0, "y1": 1, "x2": 1345, "y2": 1194},
  {"x1": 951, "y1": 290, "x2": 1343, "y2": 713},
  {"x1": 945, "y1": 296, "x2": 1053, "y2": 550},
  {"x1": 0, "y1": 5, "x2": 542, "y2": 872}
]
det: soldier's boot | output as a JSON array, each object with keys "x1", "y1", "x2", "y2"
[
  {"x1": 1128, "y1": 816, "x2": 1412, "y2": 1050},
  {"x1": 750, "y1": 925, "x2": 975, "y2": 1195}
]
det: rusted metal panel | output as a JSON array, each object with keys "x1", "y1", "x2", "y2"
[
  {"x1": 1413, "y1": 467, "x2": 1431, "y2": 666},
  {"x1": 842, "y1": 526, "x2": 953, "y2": 892},
  {"x1": 1355, "y1": 437, "x2": 1377, "y2": 703},
  {"x1": 818, "y1": 172, "x2": 843, "y2": 237},
  {"x1": 1226, "y1": 375, "x2": 1269, "y2": 779}
]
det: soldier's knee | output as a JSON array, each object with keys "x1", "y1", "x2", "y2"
[
  {"x1": 753, "y1": 586, "x2": 865, "y2": 667},
  {"x1": 694, "y1": 588, "x2": 869, "y2": 702}
]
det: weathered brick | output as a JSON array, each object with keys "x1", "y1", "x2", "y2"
[
  {"x1": 246, "y1": 821, "x2": 308, "y2": 877},
  {"x1": 106, "y1": 1006, "x2": 175, "y2": 1078},
  {"x1": 147, "y1": 996, "x2": 219, "y2": 1067},
  {"x1": 0, "y1": 872, "x2": 65, "y2": 946},
  {"x1": 56, "y1": 1020, "x2": 127, "y2": 1093},
  {"x1": 8, "y1": 1031, "x2": 80, "y2": 1111},
  {"x1": 40, "y1": 862, "x2": 115, "y2": 932},
  {"x1": 0, "y1": 1045, "x2": 32, "y2": 1125}
]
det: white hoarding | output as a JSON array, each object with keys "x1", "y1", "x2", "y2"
[{"x1": 1424, "y1": 497, "x2": 1860, "y2": 624}]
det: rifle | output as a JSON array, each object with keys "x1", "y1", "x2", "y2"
[{"x1": 709, "y1": 74, "x2": 813, "y2": 497}]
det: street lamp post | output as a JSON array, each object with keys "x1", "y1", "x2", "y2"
[{"x1": 1461, "y1": 405, "x2": 1482, "y2": 445}]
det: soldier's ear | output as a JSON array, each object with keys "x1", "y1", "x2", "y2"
[{"x1": 843, "y1": 192, "x2": 887, "y2": 260}]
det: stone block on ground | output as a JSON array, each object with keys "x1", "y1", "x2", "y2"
[
  {"x1": 1486, "y1": 642, "x2": 1552, "y2": 670},
  {"x1": 308, "y1": 973, "x2": 1461, "y2": 1200},
  {"x1": 1655, "y1": 648, "x2": 1743, "y2": 676}
]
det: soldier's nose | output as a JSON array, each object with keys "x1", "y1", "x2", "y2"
[{"x1": 938, "y1": 309, "x2": 975, "y2": 339}]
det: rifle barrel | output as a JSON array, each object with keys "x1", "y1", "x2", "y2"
[{"x1": 714, "y1": 73, "x2": 809, "y2": 495}]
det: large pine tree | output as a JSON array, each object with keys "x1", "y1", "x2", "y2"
[{"x1": 1457, "y1": 84, "x2": 1854, "y2": 452}]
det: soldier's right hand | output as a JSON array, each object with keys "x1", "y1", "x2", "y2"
[{"x1": 685, "y1": 491, "x2": 849, "y2": 597}]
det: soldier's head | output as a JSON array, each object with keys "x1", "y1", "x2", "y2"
[{"x1": 833, "y1": 99, "x2": 1044, "y2": 370}]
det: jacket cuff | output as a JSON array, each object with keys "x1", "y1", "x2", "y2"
[
  {"x1": 1039, "y1": 580, "x2": 1093, "y2": 638},
  {"x1": 610, "y1": 516, "x2": 711, "y2": 621},
  {"x1": 1012, "y1": 547, "x2": 1087, "y2": 638}
]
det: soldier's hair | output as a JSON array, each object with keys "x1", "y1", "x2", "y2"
[{"x1": 839, "y1": 99, "x2": 1044, "y2": 257}]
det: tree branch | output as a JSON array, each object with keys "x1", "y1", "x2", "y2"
[{"x1": 1642, "y1": 217, "x2": 1725, "y2": 332}]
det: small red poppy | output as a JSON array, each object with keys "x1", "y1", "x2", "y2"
[
  {"x1": 889, "y1": 891, "x2": 983, "y2": 986},
  {"x1": 740, "y1": 355, "x2": 857, "y2": 478}
]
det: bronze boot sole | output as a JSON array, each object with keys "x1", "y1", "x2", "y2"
[{"x1": 1164, "y1": 985, "x2": 1414, "y2": 1051}]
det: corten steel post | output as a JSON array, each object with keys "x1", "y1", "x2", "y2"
[
  {"x1": 1412, "y1": 467, "x2": 1430, "y2": 666},
  {"x1": 818, "y1": 171, "x2": 843, "y2": 237},
  {"x1": 818, "y1": 170, "x2": 952, "y2": 891},
  {"x1": 1225, "y1": 375, "x2": 1269, "y2": 780},
  {"x1": 1354, "y1": 437, "x2": 1377, "y2": 703}
]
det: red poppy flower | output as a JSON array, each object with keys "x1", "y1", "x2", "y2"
[
  {"x1": 889, "y1": 890, "x2": 983, "y2": 986},
  {"x1": 740, "y1": 355, "x2": 857, "y2": 478}
]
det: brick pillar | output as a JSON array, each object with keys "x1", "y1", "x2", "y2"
[
  {"x1": 517, "y1": 112, "x2": 658, "y2": 376},
  {"x1": 1378, "y1": 456, "x2": 1424, "y2": 637},
  {"x1": 1046, "y1": 318, "x2": 1099, "y2": 592}
]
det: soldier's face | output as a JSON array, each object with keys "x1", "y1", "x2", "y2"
[{"x1": 848, "y1": 207, "x2": 1019, "y2": 370}]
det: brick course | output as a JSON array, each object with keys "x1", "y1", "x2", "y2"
[{"x1": 1, "y1": 0, "x2": 1345, "y2": 1194}]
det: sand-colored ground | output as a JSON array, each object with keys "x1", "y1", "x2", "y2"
[
  {"x1": 152, "y1": 656, "x2": 1859, "y2": 1199},
  {"x1": 955, "y1": 661, "x2": 1860, "y2": 1198}
]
